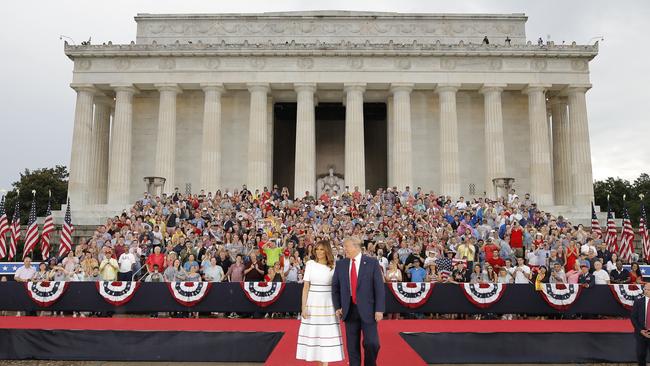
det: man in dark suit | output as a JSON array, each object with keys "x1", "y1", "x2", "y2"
[
  {"x1": 332, "y1": 236, "x2": 385, "y2": 366},
  {"x1": 631, "y1": 282, "x2": 650, "y2": 365}
]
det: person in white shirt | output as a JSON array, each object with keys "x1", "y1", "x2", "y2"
[
  {"x1": 514, "y1": 257, "x2": 532, "y2": 284},
  {"x1": 550, "y1": 262, "x2": 567, "y2": 284},
  {"x1": 118, "y1": 248, "x2": 138, "y2": 281},
  {"x1": 592, "y1": 260, "x2": 611, "y2": 285}
]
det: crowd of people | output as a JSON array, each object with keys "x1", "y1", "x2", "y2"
[{"x1": 9, "y1": 184, "x2": 643, "y2": 292}]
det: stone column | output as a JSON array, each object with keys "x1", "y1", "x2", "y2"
[
  {"x1": 390, "y1": 83, "x2": 414, "y2": 190},
  {"x1": 154, "y1": 84, "x2": 181, "y2": 194},
  {"x1": 107, "y1": 85, "x2": 137, "y2": 207},
  {"x1": 88, "y1": 96, "x2": 112, "y2": 205},
  {"x1": 294, "y1": 83, "x2": 317, "y2": 197},
  {"x1": 567, "y1": 85, "x2": 595, "y2": 208},
  {"x1": 479, "y1": 84, "x2": 507, "y2": 199},
  {"x1": 436, "y1": 84, "x2": 461, "y2": 197},
  {"x1": 68, "y1": 84, "x2": 96, "y2": 208},
  {"x1": 386, "y1": 96, "x2": 394, "y2": 187},
  {"x1": 199, "y1": 83, "x2": 225, "y2": 194},
  {"x1": 550, "y1": 97, "x2": 572, "y2": 206},
  {"x1": 344, "y1": 83, "x2": 366, "y2": 193},
  {"x1": 247, "y1": 83, "x2": 270, "y2": 191},
  {"x1": 267, "y1": 96, "x2": 274, "y2": 188},
  {"x1": 523, "y1": 85, "x2": 554, "y2": 206}
]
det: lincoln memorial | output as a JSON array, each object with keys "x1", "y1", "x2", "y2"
[{"x1": 63, "y1": 11, "x2": 598, "y2": 221}]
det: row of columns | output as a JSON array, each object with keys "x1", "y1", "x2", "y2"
[{"x1": 67, "y1": 82, "x2": 594, "y2": 210}]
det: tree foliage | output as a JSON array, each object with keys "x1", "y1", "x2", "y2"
[
  {"x1": 594, "y1": 173, "x2": 650, "y2": 223},
  {"x1": 3, "y1": 166, "x2": 68, "y2": 224}
]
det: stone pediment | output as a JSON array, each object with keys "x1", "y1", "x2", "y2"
[{"x1": 134, "y1": 11, "x2": 528, "y2": 46}]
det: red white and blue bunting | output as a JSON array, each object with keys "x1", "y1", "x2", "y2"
[
  {"x1": 241, "y1": 282, "x2": 285, "y2": 307},
  {"x1": 96, "y1": 281, "x2": 141, "y2": 306},
  {"x1": 167, "y1": 282, "x2": 212, "y2": 307},
  {"x1": 461, "y1": 283, "x2": 506, "y2": 309},
  {"x1": 24, "y1": 281, "x2": 69, "y2": 307},
  {"x1": 539, "y1": 283, "x2": 582, "y2": 310},
  {"x1": 388, "y1": 282, "x2": 434, "y2": 308},
  {"x1": 610, "y1": 284, "x2": 644, "y2": 310}
]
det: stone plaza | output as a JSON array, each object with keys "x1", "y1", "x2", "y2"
[{"x1": 62, "y1": 11, "x2": 598, "y2": 223}]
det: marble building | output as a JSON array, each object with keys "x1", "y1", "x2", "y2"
[{"x1": 62, "y1": 11, "x2": 598, "y2": 222}]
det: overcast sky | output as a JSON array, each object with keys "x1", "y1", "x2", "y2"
[{"x1": 1, "y1": 0, "x2": 648, "y2": 191}]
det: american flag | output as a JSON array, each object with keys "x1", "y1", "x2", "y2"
[
  {"x1": 591, "y1": 202, "x2": 602, "y2": 238},
  {"x1": 22, "y1": 194, "x2": 39, "y2": 259},
  {"x1": 57, "y1": 198, "x2": 74, "y2": 258},
  {"x1": 604, "y1": 203, "x2": 618, "y2": 255},
  {"x1": 0, "y1": 195, "x2": 8, "y2": 259},
  {"x1": 618, "y1": 206, "x2": 635, "y2": 263},
  {"x1": 8, "y1": 197, "x2": 21, "y2": 260},
  {"x1": 41, "y1": 198, "x2": 54, "y2": 260},
  {"x1": 640, "y1": 202, "x2": 649, "y2": 264}
]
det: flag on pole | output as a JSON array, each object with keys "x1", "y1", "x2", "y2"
[
  {"x1": 41, "y1": 198, "x2": 54, "y2": 260},
  {"x1": 8, "y1": 197, "x2": 21, "y2": 260},
  {"x1": 22, "y1": 193, "x2": 39, "y2": 259},
  {"x1": 618, "y1": 206, "x2": 635, "y2": 263},
  {"x1": 604, "y1": 202, "x2": 618, "y2": 255},
  {"x1": 57, "y1": 198, "x2": 74, "y2": 258},
  {"x1": 641, "y1": 202, "x2": 650, "y2": 264},
  {"x1": 0, "y1": 195, "x2": 9, "y2": 259},
  {"x1": 591, "y1": 202, "x2": 602, "y2": 238}
]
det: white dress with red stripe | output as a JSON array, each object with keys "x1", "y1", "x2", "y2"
[{"x1": 296, "y1": 260, "x2": 344, "y2": 362}]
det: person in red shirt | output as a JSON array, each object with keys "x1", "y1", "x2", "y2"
[
  {"x1": 487, "y1": 250, "x2": 506, "y2": 273},
  {"x1": 510, "y1": 222, "x2": 524, "y2": 257},
  {"x1": 352, "y1": 186, "x2": 362, "y2": 202},
  {"x1": 319, "y1": 189, "x2": 331, "y2": 203},
  {"x1": 146, "y1": 245, "x2": 166, "y2": 273},
  {"x1": 483, "y1": 239, "x2": 500, "y2": 263}
]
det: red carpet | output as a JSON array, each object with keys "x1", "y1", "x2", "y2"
[{"x1": 0, "y1": 317, "x2": 632, "y2": 365}]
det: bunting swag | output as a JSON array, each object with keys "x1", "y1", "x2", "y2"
[
  {"x1": 539, "y1": 284, "x2": 581, "y2": 310},
  {"x1": 610, "y1": 284, "x2": 643, "y2": 310},
  {"x1": 461, "y1": 283, "x2": 506, "y2": 309},
  {"x1": 24, "y1": 281, "x2": 69, "y2": 307},
  {"x1": 168, "y1": 282, "x2": 212, "y2": 307},
  {"x1": 96, "y1": 281, "x2": 141, "y2": 306},
  {"x1": 241, "y1": 282, "x2": 285, "y2": 307},
  {"x1": 388, "y1": 282, "x2": 434, "y2": 309}
]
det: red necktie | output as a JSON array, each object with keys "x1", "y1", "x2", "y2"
[
  {"x1": 646, "y1": 299, "x2": 650, "y2": 329},
  {"x1": 351, "y1": 258, "x2": 358, "y2": 304}
]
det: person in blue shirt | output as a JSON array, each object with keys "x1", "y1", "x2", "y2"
[{"x1": 406, "y1": 258, "x2": 427, "y2": 282}]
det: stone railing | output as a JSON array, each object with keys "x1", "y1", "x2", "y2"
[{"x1": 64, "y1": 40, "x2": 598, "y2": 58}]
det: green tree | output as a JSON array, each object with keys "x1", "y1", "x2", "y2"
[
  {"x1": 593, "y1": 172, "x2": 650, "y2": 223},
  {"x1": 3, "y1": 165, "x2": 68, "y2": 224}
]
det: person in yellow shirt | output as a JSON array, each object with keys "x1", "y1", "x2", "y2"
[
  {"x1": 456, "y1": 239, "x2": 476, "y2": 263},
  {"x1": 99, "y1": 249, "x2": 119, "y2": 281}
]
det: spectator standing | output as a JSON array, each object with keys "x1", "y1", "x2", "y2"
[
  {"x1": 406, "y1": 258, "x2": 427, "y2": 282},
  {"x1": 99, "y1": 253, "x2": 119, "y2": 281},
  {"x1": 203, "y1": 257, "x2": 225, "y2": 282},
  {"x1": 610, "y1": 260, "x2": 631, "y2": 284},
  {"x1": 118, "y1": 248, "x2": 137, "y2": 281},
  {"x1": 227, "y1": 254, "x2": 246, "y2": 282},
  {"x1": 592, "y1": 261, "x2": 611, "y2": 285},
  {"x1": 513, "y1": 257, "x2": 532, "y2": 284}
]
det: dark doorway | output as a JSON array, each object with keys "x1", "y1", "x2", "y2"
[{"x1": 272, "y1": 102, "x2": 387, "y2": 196}]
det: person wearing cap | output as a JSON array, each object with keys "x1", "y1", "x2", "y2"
[{"x1": 578, "y1": 263, "x2": 595, "y2": 288}]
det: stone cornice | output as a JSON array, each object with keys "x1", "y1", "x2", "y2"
[{"x1": 64, "y1": 41, "x2": 598, "y2": 60}]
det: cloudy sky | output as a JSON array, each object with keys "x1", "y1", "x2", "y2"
[{"x1": 1, "y1": 0, "x2": 648, "y2": 191}]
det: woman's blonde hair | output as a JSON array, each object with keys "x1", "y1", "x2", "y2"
[{"x1": 315, "y1": 240, "x2": 335, "y2": 269}]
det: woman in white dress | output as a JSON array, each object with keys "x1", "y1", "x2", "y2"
[{"x1": 296, "y1": 240, "x2": 344, "y2": 365}]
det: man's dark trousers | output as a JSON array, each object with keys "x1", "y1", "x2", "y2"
[{"x1": 345, "y1": 300, "x2": 380, "y2": 366}]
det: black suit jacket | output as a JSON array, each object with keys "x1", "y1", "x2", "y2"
[
  {"x1": 631, "y1": 296, "x2": 647, "y2": 336},
  {"x1": 332, "y1": 255, "x2": 386, "y2": 323}
]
